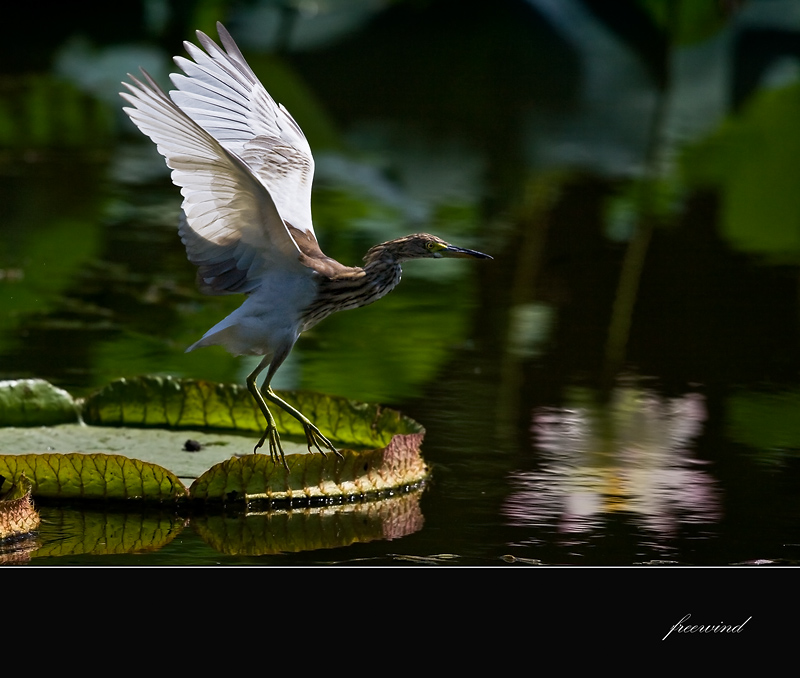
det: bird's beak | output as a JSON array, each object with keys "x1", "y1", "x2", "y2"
[{"x1": 440, "y1": 244, "x2": 493, "y2": 260}]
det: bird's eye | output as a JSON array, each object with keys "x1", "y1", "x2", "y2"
[{"x1": 425, "y1": 241, "x2": 436, "y2": 251}]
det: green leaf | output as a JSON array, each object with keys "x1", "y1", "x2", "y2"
[
  {"x1": 0, "y1": 453, "x2": 188, "y2": 502},
  {"x1": 0, "y1": 379, "x2": 78, "y2": 426},
  {"x1": 82, "y1": 375, "x2": 423, "y2": 448},
  {"x1": 681, "y1": 82, "x2": 800, "y2": 263},
  {"x1": 0, "y1": 377, "x2": 428, "y2": 505},
  {"x1": 190, "y1": 432, "x2": 427, "y2": 503}
]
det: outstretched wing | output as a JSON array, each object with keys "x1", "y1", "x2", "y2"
[
  {"x1": 169, "y1": 22, "x2": 316, "y2": 238},
  {"x1": 121, "y1": 68, "x2": 307, "y2": 296}
]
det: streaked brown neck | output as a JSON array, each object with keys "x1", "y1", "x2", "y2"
[{"x1": 300, "y1": 250, "x2": 403, "y2": 331}]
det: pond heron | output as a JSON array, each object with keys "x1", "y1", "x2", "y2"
[{"x1": 120, "y1": 23, "x2": 491, "y2": 469}]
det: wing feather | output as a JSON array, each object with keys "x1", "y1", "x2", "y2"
[
  {"x1": 169, "y1": 22, "x2": 316, "y2": 237},
  {"x1": 120, "y1": 70, "x2": 305, "y2": 295}
]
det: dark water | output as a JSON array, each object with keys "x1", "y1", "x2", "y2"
[{"x1": 3, "y1": 1, "x2": 800, "y2": 570}]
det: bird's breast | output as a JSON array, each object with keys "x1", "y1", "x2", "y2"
[{"x1": 299, "y1": 262, "x2": 402, "y2": 331}]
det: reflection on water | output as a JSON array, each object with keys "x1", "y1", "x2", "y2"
[
  {"x1": 3, "y1": 1, "x2": 800, "y2": 566},
  {"x1": 504, "y1": 386, "x2": 721, "y2": 548},
  {"x1": 6, "y1": 490, "x2": 425, "y2": 564},
  {"x1": 193, "y1": 492, "x2": 425, "y2": 556}
]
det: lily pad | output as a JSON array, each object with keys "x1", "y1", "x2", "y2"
[
  {"x1": 0, "y1": 379, "x2": 78, "y2": 426},
  {"x1": 82, "y1": 375, "x2": 420, "y2": 448},
  {"x1": 190, "y1": 432, "x2": 427, "y2": 503},
  {"x1": 0, "y1": 376, "x2": 428, "y2": 505},
  {"x1": 0, "y1": 452, "x2": 188, "y2": 502}
]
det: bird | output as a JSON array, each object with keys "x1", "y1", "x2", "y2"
[{"x1": 120, "y1": 22, "x2": 491, "y2": 470}]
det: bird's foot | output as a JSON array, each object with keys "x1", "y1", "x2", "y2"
[
  {"x1": 303, "y1": 422, "x2": 343, "y2": 460},
  {"x1": 254, "y1": 425, "x2": 289, "y2": 471}
]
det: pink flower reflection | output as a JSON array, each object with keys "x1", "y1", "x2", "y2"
[{"x1": 503, "y1": 388, "x2": 721, "y2": 539}]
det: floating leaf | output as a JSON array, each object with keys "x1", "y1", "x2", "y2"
[
  {"x1": 0, "y1": 377, "x2": 428, "y2": 506},
  {"x1": 0, "y1": 423, "x2": 247, "y2": 481},
  {"x1": 190, "y1": 432, "x2": 427, "y2": 504},
  {"x1": 82, "y1": 376, "x2": 423, "y2": 448},
  {"x1": 0, "y1": 453, "x2": 189, "y2": 502},
  {"x1": 0, "y1": 474, "x2": 40, "y2": 541},
  {"x1": 0, "y1": 379, "x2": 78, "y2": 426}
]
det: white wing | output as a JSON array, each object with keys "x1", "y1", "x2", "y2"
[
  {"x1": 169, "y1": 22, "x2": 316, "y2": 237},
  {"x1": 121, "y1": 70, "x2": 306, "y2": 295}
]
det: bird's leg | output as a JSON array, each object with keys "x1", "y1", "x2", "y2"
[
  {"x1": 262, "y1": 387, "x2": 342, "y2": 459},
  {"x1": 246, "y1": 357, "x2": 288, "y2": 470},
  {"x1": 248, "y1": 348, "x2": 342, "y2": 466}
]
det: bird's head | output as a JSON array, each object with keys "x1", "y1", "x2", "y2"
[{"x1": 367, "y1": 233, "x2": 493, "y2": 263}]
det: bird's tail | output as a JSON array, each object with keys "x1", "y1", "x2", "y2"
[{"x1": 186, "y1": 317, "x2": 246, "y2": 355}]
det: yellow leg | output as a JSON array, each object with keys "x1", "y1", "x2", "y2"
[
  {"x1": 245, "y1": 352, "x2": 342, "y2": 469},
  {"x1": 263, "y1": 386, "x2": 341, "y2": 459},
  {"x1": 246, "y1": 366, "x2": 287, "y2": 470}
]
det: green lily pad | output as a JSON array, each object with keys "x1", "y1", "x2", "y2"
[
  {"x1": 82, "y1": 375, "x2": 421, "y2": 448},
  {"x1": 0, "y1": 376, "x2": 428, "y2": 505},
  {"x1": 0, "y1": 452, "x2": 188, "y2": 502},
  {"x1": 0, "y1": 379, "x2": 78, "y2": 426},
  {"x1": 190, "y1": 432, "x2": 427, "y2": 503}
]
